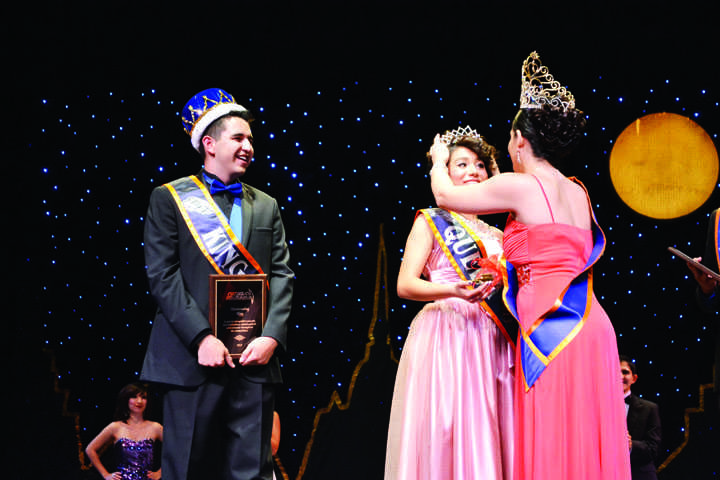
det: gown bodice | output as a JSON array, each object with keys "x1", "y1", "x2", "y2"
[
  {"x1": 503, "y1": 216, "x2": 594, "y2": 329},
  {"x1": 423, "y1": 216, "x2": 503, "y2": 285},
  {"x1": 114, "y1": 438, "x2": 155, "y2": 480}
]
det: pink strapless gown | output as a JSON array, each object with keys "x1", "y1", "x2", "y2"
[
  {"x1": 503, "y1": 217, "x2": 631, "y2": 480},
  {"x1": 385, "y1": 219, "x2": 515, "y2": 480}
]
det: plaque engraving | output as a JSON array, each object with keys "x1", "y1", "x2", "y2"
[{"x1": 209, "y1": 274, "x2": 267, "y2": 357}]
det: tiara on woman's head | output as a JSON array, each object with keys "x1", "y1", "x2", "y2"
[
  {"x1": 440, "y1": 125, "x2": 484, "y2": 145},
  {"x1": 519, "y1": 51, "x2": 575, "y2": 112}
]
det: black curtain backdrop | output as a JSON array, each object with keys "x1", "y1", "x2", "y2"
[{"x1": 12, "y1": 2, "x2": 719, "y2": 479}]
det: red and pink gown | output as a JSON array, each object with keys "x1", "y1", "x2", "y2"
[
  {"x1": 385, "y1": 216, "x2": 515, "y2": 480},
  {"x1": 503, "y1": 177, "x2": 631, "y2": 480}
]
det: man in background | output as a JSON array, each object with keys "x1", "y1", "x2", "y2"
[{"x1": 620, "y1": 355, "x2": 661, "y2": 480}]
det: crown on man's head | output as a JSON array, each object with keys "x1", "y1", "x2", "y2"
[
  {"x1": 181, "y1": 88, "x2": 248, "y2": 152},
  {"x1": 519, "y1": 52, "x2": 575, "y2": 112},
  {"x1": 440, "y1": 125, "x2": 484, "y2": 146}
]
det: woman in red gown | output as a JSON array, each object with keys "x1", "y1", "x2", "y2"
[{"x1": 429, "y1": 52, "x2": 631, "y2": 480}]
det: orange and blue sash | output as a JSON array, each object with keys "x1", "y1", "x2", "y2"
[
  {"x1": 501, "y1": 179, "x2": 606, "y2": 390},
  {"x1": 419, "y1": 208, "x2": 517, "y2": 348},
  {"x1": 164, "y1": 175, "x2": 264, "y2": 276}
]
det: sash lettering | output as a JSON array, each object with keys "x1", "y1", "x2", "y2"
[
  {"x1": 420, "y1": 208, "x2": 517, "y2": 348},
  {"x1": 165, "y1": 176, "x2": 264, "y2": 276}
]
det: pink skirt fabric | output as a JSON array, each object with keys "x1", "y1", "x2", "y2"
[
  {"x1": 385, "y1": 297, "x2": 515, "y2": 480},
  {"x1": 505, "y1": 219, "x2": 631, "y2": 480},
  {"x1": 514, "y1": 295, "x2": 630, "y2": 480}
]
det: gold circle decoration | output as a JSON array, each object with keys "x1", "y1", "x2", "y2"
[{"x1": 609, "y1": 112, "x2": 718, "y2": 219}]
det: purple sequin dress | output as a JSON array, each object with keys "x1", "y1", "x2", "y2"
[{"x1": 114, "y1": 438, "x2": 155, "y2": 480}]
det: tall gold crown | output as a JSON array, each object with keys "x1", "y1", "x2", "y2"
[
  {"x1": 440, "y1": 125, "x2": 484, "y2": 145},
  {"x1": 519, "y1": 51, "x2": 575, "y2": 111}
]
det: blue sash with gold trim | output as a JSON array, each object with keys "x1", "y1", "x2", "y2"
[
  {"x1": 500, "y1": 178, "x2": 606, "y2": 390},
  {"x1": 420, "y1": 208, "x2": 517, "y2": 348},
  {"x1": 165, "y1": 176, "x2": 263, "y2": 276}
]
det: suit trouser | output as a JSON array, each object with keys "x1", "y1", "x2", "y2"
[{"x1": 161, "y1": 371, "x2": 275, "y2": 480}]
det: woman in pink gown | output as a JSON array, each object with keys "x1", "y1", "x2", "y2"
[
  {"x1": 429, "y1": 53, "x2": 631, "y2": 480},
  {"x1": 385, "y1": 128, "x2": 515, "y2": 480}
]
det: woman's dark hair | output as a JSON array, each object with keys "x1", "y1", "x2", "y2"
[
  {"x1": 427, "y1": 134, "x2": 500, "y2": 176},
  {"x1": 113, "y1": 383, "x2": 149, "y2": 422},
  {"x1": 511, "y1": 105, "x2": 587, "y2": 166}
]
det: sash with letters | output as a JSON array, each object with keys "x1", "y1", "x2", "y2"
[
  {"x1": 164, "y1": 175, "x2": 264, "y2": 276},
  {"x1": 500, "y1": 178, "x2": 606, "y2": 391},
  {"x1": 420, "y1": 208, "x2": 517, "y2": 348}
]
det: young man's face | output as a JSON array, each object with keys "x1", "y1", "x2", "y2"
[
  {"x1": 204, "y1": 116, "x2": 254, "y2": 182},
  {"x1": 620, "y1": 360, "x2": 637, "y2": 394}
]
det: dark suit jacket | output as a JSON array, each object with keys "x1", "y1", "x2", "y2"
[
  {"x1": 140, "y1": 173, "x2": 294, "y2": 387},
  {"x1": 627, "y1": 394, "x2": 661, "y2": 480},
  {"x1": 696, "y1": 208, "x2": 720, "y2": 391}
]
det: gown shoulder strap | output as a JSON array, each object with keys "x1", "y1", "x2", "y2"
[{"x1": 531, "y1": 174, "x2": 556, "y2": 223}]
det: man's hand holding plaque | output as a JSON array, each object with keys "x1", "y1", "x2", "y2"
[
  {"x1": 198, "y1": 335, "x2": 235, "y2": 368},
  {"x1": 239, "y1": 337, "x2": 278, "y2": 366}
]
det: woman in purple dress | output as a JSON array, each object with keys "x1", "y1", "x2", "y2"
[{"x1": 86, "y1": 383, "x2": 163, "y2": 480}]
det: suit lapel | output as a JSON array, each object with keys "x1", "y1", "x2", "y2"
[
  {"x1": 241, "y1": 184, "x2": 253, "y2": 244},
  {"x1": 626, "y1": 394, "x2": 643, "y2": 436}
]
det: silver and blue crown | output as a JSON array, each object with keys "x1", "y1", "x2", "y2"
[{"x1": 181, "y1": 88, "x2": 248, "y2": 151}]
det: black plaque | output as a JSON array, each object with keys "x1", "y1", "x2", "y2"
[
  {"x1": 209, "y1": 274, "x2": 267, "y2": 357},
  {"x1": 668, "y1": 246, "x2": 720, "y2": 281}
]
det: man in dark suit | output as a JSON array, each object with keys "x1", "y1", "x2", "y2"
[
  {"x1": 687, "y1": 207, "x2": 720, "y2": 408},
  {"x1": 620, "y1": 355, "x2": 662, "y2": 480},
  {"x1": 140, "y1": 88, "x2": 294, "y2": 479}
]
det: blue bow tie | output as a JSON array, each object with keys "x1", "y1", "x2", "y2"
[{"x1": 205, "y1": 175, "x2": 243, "y2": 197}]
